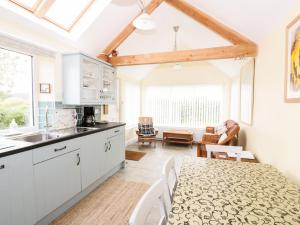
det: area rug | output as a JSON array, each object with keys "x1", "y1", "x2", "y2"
[
  {"x1": 52, "y1": 177, "x2": 149, "y2": 225},
  {"x1": 125, "y1": 150, "x2": 146, "y2": 161}
]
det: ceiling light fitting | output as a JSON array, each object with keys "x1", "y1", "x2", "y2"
[
  {"x1": 173, "y1": 25, "x2": 182, "y2": 70},
  {"x1": 133, "y1": 0, "x2": 156, "y2": 31}
]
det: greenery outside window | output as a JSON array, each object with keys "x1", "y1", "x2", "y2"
[{"x1": 0, "y1": 47, "x2": 34, "y2": 130}]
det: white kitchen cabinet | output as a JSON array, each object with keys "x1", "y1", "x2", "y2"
[
  {"x1": 0, "y1": 151, "x2": 36, "y2": 225},
  {"x1": 63, "y1": 53, "x2": 116, "y2": 105},
  {"x1": 80, "y1": 132, "x2": 105, "y2": 190},
  {"x1": 102, "y1": 127, "x2": 125, "y2": 175},
  {"x1": 34, "y1": 149, "x2": 82, "y2": 221},
  {"x1": 100, "y1": 64, "x2": 117, "y2": 104}
]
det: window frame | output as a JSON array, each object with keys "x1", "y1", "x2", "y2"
[{"x1": 0, "y1": 45, "x2": 39, "y2": 133}]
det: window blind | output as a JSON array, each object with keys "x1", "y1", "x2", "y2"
[{"x1": 144, "y1": 85, "x2": 223, "y2": 128}]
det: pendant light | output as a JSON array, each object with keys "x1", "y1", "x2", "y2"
[
  {"x1": 133, "y1": 0, "x2": 156, "y2": 31},
  {"x1": 173, "y1": 26, "x2": 182, "y2": 70}
]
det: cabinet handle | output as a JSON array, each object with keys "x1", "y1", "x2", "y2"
[
  {"x1": 114, "y1": 130, "x2": 120, "y2": 133},
  {"x1": 109, "y1": 141, "x2": 111, "y2": 151},
  {"x1": 77, "y1": 153, "x2": 81, "y2": 166},
  {"x1": 0, "y1": 164, "x2": 5, "y2": 170},
  {"x1": 54, "y1": 146, "x2": 67, "y2": 152},
  {"x1": 105, "y1": 142, "x2": 108, "y2": 152}
]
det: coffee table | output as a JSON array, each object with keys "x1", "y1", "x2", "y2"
[{"x1": 162, "y1": 130, "x2": 193, "y2": 148}]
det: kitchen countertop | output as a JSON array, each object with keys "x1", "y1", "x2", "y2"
[{"x1": 0, "y1": 122, "x2": 126, "y2": 158}]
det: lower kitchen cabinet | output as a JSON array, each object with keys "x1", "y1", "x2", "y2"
[
  {"x1": 102, "y1": 127, "x2": 125, "y2": 176},
  {"x1": 0, "y1": 151, "x2": 36, "y2": 225},
  {"x1": 34, "y1": 149, "x2": 82, "y2": 221},
  {"x1": 80, "y1": 132, "x2": 105, "y2": 190}
]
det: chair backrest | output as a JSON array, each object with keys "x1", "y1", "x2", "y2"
[
  {"x1": 162, "y1": 156, "x2": 178, "y2": 201},
  {"x1": 139, "y1": 117, "x2": 153, "y2": 125},
  {"x1": 129, "y1": 179, "x2": 170, "y2": 225}
]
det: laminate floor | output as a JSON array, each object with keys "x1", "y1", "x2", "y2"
[{"x1": 52, "y1": 141, "x2": 197, "y2": 225}]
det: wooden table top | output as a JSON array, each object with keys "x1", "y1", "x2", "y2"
[
  {"x1": 163, "y1": 130, "x2": 193, "y2": 135},
  {"x1": 167, "y1": 157, "x2": 300, "y2": 225}
]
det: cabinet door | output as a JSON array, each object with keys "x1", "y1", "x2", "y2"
[
  {"x1": 0, "y1": 157, "x2": 12, "y2": 225},
  {"x1": 34, "y1": 150, "x2": 81, "y2": 221},
  {"x1": 0, "y1": 151, "x2": 36, "y2": 225},
  {"x1": 80, "y1": 133, "x2": 105, "y2": 190},
  {"x1": 80, "y1": 56, "x2": 100, "y2": 104},
  {"x1": 107, "y1": 132, "x2": 125, "y2": 167}
]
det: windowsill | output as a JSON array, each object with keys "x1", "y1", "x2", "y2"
[{"x1": 0, "y1": 126, "x2": 39, "y2": 137}]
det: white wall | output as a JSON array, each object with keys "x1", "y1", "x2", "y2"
[{"x1": 241, "y1": 7, "x2": 300, "y2": 184}]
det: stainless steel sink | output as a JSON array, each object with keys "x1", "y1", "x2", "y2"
[{"x1": 12, "y1": 132, "x2": 65, "y2": 143}]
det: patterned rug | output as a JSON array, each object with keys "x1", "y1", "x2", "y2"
[
  {"x1": 52, "y1": 177, "x2": 149, "y2": 225},
  {"x1": 125, "y1": 150, "x2": 146, "y2": 161}
]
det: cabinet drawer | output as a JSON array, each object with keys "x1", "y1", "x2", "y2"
[
  {"x1": 33, "y1": 138, "x2": 81, "y2": 164},
  {"x1": 104, "y1": 126, "x2": 125, "y2": 139}
]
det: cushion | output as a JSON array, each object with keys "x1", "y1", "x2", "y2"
[
  {"x1": 218, "y1": 133, "x2": 228, "y2": 144},
  {"x1": 216, "y1": 126, "x2": 227, "y2": 135},
  {"x1": 138, "y1": 123, "x2": 155, "y2": 136}
]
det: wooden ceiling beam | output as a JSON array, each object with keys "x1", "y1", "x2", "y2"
[
  {"x1": 98, "y1": 0, "x2": 164, "y2": 59},
  {"x1": 164, "y1": 0, "x2": 255, "y2": 46},
  {"x1": 109, "y1": 44, "x2": 257, "y2": 66}
]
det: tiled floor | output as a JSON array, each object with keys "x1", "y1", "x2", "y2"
[{"x1": 115, "y1": 141, "x2": 197, "y2": 185}]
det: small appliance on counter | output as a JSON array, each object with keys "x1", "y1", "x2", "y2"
[{"x1": 82, "y1": 107, "x2": 96, "y2": 127}]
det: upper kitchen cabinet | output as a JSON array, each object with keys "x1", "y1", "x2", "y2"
[
  {"x1": 62, "y1": 53, "x2": 116, "y2": 105},
  {"x1": 100, "y1": 64, "x2": 117, "y2": 104}
]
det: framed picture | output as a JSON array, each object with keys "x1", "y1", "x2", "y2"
[
  {"x1": 285, "y1": 15, "x2": 300, "y2": 103},
  {"x1": 40, "y1": 83, "x2": 51, "y2": 94},
  {"x1": 240, "y1": 58, "x2": 255, "y2": 125}
]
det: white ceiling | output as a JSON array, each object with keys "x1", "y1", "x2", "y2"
[
  {"x1": 1, "y1": 0, "x2": 299, "y2": 79},
  {"x1": 1, "y1": 0, "x2": 299, "y2": 56}
]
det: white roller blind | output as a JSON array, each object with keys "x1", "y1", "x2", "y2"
[{"x1": 144, "y1": 85, "x2": 223, "y2": 128}]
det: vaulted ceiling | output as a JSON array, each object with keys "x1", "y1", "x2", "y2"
[{"x1": 1, "y1": 0, "x2": 299, "y2": 57}]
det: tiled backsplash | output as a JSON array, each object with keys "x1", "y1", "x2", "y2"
[{"x1": 38, "y1": 101, "x2": 101, "y2": 129}]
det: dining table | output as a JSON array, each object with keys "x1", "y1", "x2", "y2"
[{"x1": 167, "y1": 157, "x2": 300, "y2": 225}]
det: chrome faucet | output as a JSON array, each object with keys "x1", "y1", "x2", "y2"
[{"x1": 44, "y1": 105, "x2": 51, "y2": 133}]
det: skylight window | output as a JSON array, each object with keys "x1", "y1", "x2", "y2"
[
  {"x1": 44, "y1": 0, "x2": 94, "y2": 30},
  {"x1": 10, "y1": 0, "x2": 40, "y2": 11}
]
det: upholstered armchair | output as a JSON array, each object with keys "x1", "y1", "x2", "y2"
[
  {"x1": 197, "y1": 120, "x2": 240, "y2": 157},
  {"x1": 136, "y1": 117, "x2": 158, "y2": 147}
]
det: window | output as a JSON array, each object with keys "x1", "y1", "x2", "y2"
[
  {"x1": 123, "y1": 81, "x2": 140, "y2": 127},
  {"x1": 45, "y1": 0, "x2": 94, "y2": 30},
  {"x1": 144, "y1": 85, "x2": 223, "y2": 127},
  {"x1": 0, "y1": 48, "x2": 34, "y2": 130}
]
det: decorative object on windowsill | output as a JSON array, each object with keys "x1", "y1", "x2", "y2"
[
  {"x1": 285, "y1": 15, "x2": 300, "y2": 103},
  {"x1": 133, "y1": 0, "x2": 156, "y2": 31},
  {"x1": 40, "y1": 83, "x2": 51, "y2": 94},
  {"x1": 172, "y1": 26, "x2": 182, "y2": 70}
]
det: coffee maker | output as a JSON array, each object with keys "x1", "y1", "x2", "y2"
[{"x1": 82, "y1": 107, "x2": 96, "y2": 127}]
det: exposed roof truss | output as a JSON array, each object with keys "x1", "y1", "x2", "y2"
[{"x1": 98, "y1": 0, "x2": 257, "y2": 66}]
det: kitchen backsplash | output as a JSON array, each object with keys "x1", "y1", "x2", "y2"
[{"x1": 38, "y1": 101, "x2": 101, "y2": 129}]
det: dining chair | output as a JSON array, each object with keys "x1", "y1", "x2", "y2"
[
  {"x1": 162, "y1": 156, "x2": 178, "y2": 202},
  {"x1": 129, "y1": 178, "x2": 170, "y2": 225}
]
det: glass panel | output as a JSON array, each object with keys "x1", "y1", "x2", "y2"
[
  {"x1": 0, "y1": 48, "x2": 34, "y2": 130},
  {"x1": 10, "y1": 0, "x2": 38, "y2": 9},
  {"x1": 45, "y1": 0, "x2": 92, "y2": 29}
]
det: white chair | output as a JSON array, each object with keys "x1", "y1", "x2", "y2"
[
  {"x1": 162, "y1": 156, "x2": 178, "y2": 202},
  {"x1": 129, "y1": 178, "x2": 171, "y2": 225}
]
